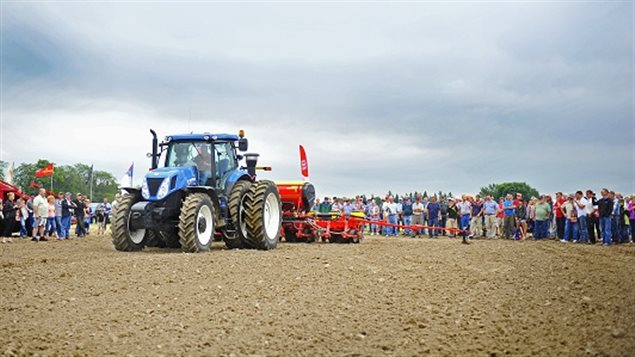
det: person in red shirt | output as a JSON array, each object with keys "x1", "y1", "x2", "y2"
[{"x1": 553, "y1": 192, "x2": 566, "y2": 240}]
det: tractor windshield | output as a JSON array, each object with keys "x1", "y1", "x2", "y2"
[
  {"x1": 166, "y1": 141, "x2": 213, "y2": 177},
  {"x1": 165, "y1": 140, "x2": 238, "y2": 187}
]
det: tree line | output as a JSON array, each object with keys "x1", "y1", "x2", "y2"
[{"x1": 1, "y1": 159, "x2": 119, "y2": 202}]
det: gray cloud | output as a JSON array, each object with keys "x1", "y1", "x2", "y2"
[{"x1": 1, "y1": 2, "x2": 633, "y2": 196}]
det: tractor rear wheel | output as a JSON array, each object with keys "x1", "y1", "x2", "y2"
[
  {"x1": 111, "y1": 193, "x2": 147, "y2": 251},
  {"x1": 224, "y1": 180, "x2": 252, "y2": 249},
  {"x1": 178, "y1": 193, "x2": 215, "y2": 253},
  {"x1": 243, "y1": 180, "x2": 282, "y2": 250}
]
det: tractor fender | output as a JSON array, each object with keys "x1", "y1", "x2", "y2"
[
  {"x1": 121, "y1": 187, "x2": 141, "y2": 196},
  {"x1": 224, "y1": 170, "x2": 252, "y2": 196},
  {"x1": 185, "y1": 187, "x2": 224, "y2": 227}
]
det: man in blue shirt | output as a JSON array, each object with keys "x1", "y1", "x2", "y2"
[
  {"x1": 402, "y1": 198, "x2": 414, "y2": 236},
  {"x1": 427, "y1": 196, "x2": 441, "y2": 238},
  {"x1": 503, "y1": 194, "x2": 516, "y2": 239},
  {"x1": 482, "y1": 195, "x2": 498, "y2": 239}
]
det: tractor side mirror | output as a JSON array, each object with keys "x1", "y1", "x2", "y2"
[{"x1": 238, "y1": 138, "x2": 248, "y2": 152}]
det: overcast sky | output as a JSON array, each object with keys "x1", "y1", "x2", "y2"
[{"x1": 1, "y1": 2, "x2": 633, "y2": 197}]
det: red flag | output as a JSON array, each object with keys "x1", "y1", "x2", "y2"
[
  {"x1": 29, "y1": 180, "x2": 41, "y2": 189},
  {"x1": 299, "y1": 145, "x2": 309, "y2": 178},
  {"x1": 35, "y1": 163, "x2": 54, "y2": 178}
]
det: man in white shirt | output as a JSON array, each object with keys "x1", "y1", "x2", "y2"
[
  {"x1": 382, "y1": 196, "x2": 398, "y2": 237},
  {"x1": 574, "y1": 191, "x2": 590, "y2": 243},
  {"x1": 412, "y1": 196, "x2": 425, "y2": 237},
  {"x1": 32, "y1": 188, "x2": 49, "y2": 241}
]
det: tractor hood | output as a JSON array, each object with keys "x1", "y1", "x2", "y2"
[{"x1": 142, "y1": 166, "x2": 198, "y2": 201}]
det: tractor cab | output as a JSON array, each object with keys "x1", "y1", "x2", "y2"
[{"x1": 141, "y1": 132, "x2": 250, "y2": 201}]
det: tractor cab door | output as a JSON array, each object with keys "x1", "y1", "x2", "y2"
[
  {"x1": 166, "y1": 141, "x2": 214, "y2": 186},
  {"x1": 213, "y1": 142, "x2": 238, "y2": 189}
]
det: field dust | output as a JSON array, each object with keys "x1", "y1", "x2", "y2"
[{"x1": 1, "y1": 235, "x2": 634, "y2": 356}]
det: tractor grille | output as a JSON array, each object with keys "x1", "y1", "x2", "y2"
[{"x1": 146, "y1": 178, "x2": 163, "y2": 196}]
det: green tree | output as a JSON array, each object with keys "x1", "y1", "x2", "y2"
[
  {"x1": 12, "y1": 160, "x2": 118, "y2": 201},
  {"x1": 423, "y1": 190, "x2": 428, "y2": 199},
  {"x1": 479, "y1": 182, "x2": 540, "y2": 201},
  {"x1": 0, "y1": 160, "x2": 7, "y2": 180}
]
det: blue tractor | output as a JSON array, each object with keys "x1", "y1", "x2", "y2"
[{"x1": 111, "y1": 129, "x2": 282, "y2": 252}]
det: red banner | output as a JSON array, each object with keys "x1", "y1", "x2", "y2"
[
  {"x1": 299, "y1": 145, "x2": 309, "y2": 178},
  {"x1": 35, "y1": 163, "x2": 54, "y2": 178}
]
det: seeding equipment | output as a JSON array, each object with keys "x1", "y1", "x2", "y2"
[{"x1": 276, "y1": 181, "x2": 365, "y2": 243}]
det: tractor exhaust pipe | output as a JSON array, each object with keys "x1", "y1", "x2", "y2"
[
  {"x1": 150, "y1": 129, "x2": 158, "y2": 170},
  {"x1": 244, "y1": 153, "x2": 259, "y2": 177}
]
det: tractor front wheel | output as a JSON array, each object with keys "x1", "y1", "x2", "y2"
[
  {"x1": 243, "y1": 180, "x2": 282, "y2": 250},
  {"x1": 178, "y1": 193, "x2": 215, "y2": 253},
  {"x1": 111, "y1": 193, "x2": 147, "y2": 251}
]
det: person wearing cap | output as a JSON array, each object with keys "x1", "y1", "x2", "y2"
[
  {"x1": 470, "y1": 195, "x2": 484, "y2": 238},
  {"x1": 446, "y1": 198, "x2": 459, "y2": 238},
  {"x1": 382, "y1": 196, "x2": 398, "y2": 236},
  {"x1": 482, "y1": 196, "x2": 498, "y2": 239},
  {"x1": 318, "y1": 197, "x2": 331, "y2": 214}
]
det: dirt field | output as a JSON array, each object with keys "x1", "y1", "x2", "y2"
[{"x1": 1, "y1": 235, "x2": 634, "y2": 357}]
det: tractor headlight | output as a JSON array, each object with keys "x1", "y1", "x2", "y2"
[
  {"x1": 156, "y1": 177, "x2": 171, "y2": 200},
  {"x1": 142, "y1": 179, "x2": 150, "y2": 199}
]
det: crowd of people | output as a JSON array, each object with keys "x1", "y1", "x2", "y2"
[
  {"x1": 0, "y1": 189, "x2": 123, "y2": 243},
  {"x1": 312, "y1": 189, "x2": 635, "y2": 246},
  {"x1": 3, "y1": 187, "x2": 634, "y2": 247}
]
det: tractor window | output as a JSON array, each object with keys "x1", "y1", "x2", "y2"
[
  {"x1": 214, "y1": 143, "x2": 238, "y2": 181},
  {"x1": 166, "y1": 142, "x2": 213, "y2": 182}
]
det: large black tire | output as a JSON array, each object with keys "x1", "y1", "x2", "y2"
[
  {"x1": 243, "y1": 180, "x2": 282, "y2": 250},
  {"x1": 224, "y1": 181, "x2": 252, "y2": 249},
  {"x1": 111, "y1": 193, "x2": 147, "y2": 251},
  {"x1": 178, "y1": 193, "x2": 215, "y2": 253}
]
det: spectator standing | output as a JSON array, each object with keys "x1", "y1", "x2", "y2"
[
  {"x1": 54, "y1": 193, "x2": 63, "y2": 238},
  {"x1": 369, "y1": 200, "x2": 380, "y2": 235},
  {"x1": 74, "y1": 193, "x2": 86, "y2": 238},
  {"x1": 482, "y1": 196, "x2": 498, "y2": 239},
  {"x1": 502, "y1": 194, "x2": 516, "y2": 239},
  {"x1": 527, "y1": 197, "x2": 537, "y2": 235},
  {"x1": 553, "y1": 192, "x2": 566, "y2": 240},
  {"x1": 628, "y1": 195, "x2": 635, "y2": 243},
  {"x1": 382, "y1": 196, "x2": 398, "y2": 237},
  {"x1": 318, "y1": 197, "x2": 332, "y2": 214},
  {"x1": 32, "y1": 188, "x2": 49, "y2": 241},
  {"x1": 412, "y1": 196, "x2": 425, "y2": 237},
  {"x1": 534, "y1": 196, "x2": 551, "y2": 240},
  {"x1": 45, "y1": 195, "x2": 58, "y2": 240},
  {"x1": 331, "y1": 198, "x2": 342, "y2": 213},
  {"x1": 439, "y1": 196, "x2": 449, "y2": 236},
  {"x1": 496, "y1": 198, "x2": 505, "y2": 236},
  {"x1": 84, "y1": 199, "x2": 92, "y2": 235},
  {"x1": 574, "y1": 191, "x2": 590, "y2": 244},
  {"x1": 402, "y1": 198, "x2": 413, "y2": 236},
  {"x1": 60, "y1": 193, "x2": 75, "y2": 239},
  {"x1": 609, "y1": 191, "x2": 621, "y2": 244},
  {"x1": 470, "y1": 195, "x2": 484, "y2": 238},
  {"x1": 560, "y1": 194, "x2": 578, "y2": 243},
  {"x1": 586, "y1": 190, "x2": 599, "y2": 244},
  {"x1": 596, "y1": 189, "x2": 613, "y2": 246},
  {"x1": 446, "y1": 199, "x2": 459, "y2": 238},
  {"x1": 427, "y1": 196, "x2": 441, "y2": 238},
  {"x1": 2, "y1": 192, "x2": 17, "y2": 243},
  {"x1": 457, "y1": 196, "x2": 472, "y2": 237},
  {"x1": 17, "y1": 197, "x2": 28, "y2": 238},
  {"x1": 515, "y1": 199, "x2": 527, "y2": 239}
]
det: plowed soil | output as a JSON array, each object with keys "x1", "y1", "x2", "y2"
[{"x1": 1, "y1": 235, "x2": 634, "y2": 356}]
